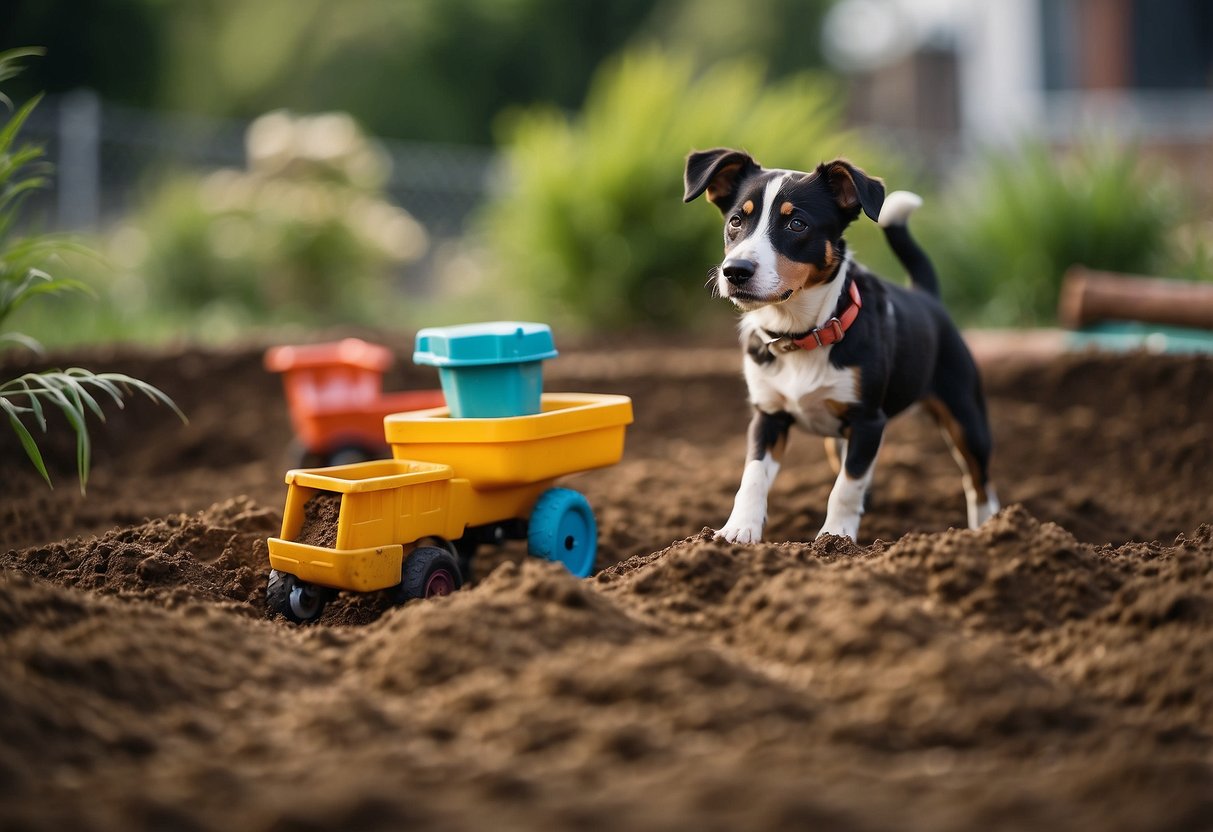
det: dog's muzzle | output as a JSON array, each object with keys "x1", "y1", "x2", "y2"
[{"x1": 721, "y1": 258, "x2": 756, "y2": 286}]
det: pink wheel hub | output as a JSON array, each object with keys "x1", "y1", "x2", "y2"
[{"x1": 424, "y1": 569, "x2": 456, "y2": 597}]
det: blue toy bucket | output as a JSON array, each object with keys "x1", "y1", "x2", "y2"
[{"x1": 413, "y1": 322, "x2": 558, "y2": 418}]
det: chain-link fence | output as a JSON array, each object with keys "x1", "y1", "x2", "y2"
[{"x1": 20, "y1": 92, "x2": 496, "y2": 242}]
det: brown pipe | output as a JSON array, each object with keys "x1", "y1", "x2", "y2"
[{"x1": 1058, "y1": 266, "x2": 1213, "y2": 331}]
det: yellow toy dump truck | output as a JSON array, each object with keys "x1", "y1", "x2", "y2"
[
  {"x1": 266, "y1": 390, "x2": 633, "y2": 622},
  {"x1": 266, "y1": 322, "x2": 633, "y2": 623}
]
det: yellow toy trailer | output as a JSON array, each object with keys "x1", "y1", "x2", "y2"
[{"x1": 266, "y1": 392, "x2": 633, "y2": 623}]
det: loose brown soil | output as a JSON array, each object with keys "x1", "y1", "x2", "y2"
[
  {"x1": 296, "y1": 492, "x2": 341, "y2": 549},
  {"x1": 2, "y1": 333, "x2": 1212, "y2": 831}
]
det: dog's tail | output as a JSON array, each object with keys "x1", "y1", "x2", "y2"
[{"x1": 878, "y1": 191, "x2": 939, "y2": 297}]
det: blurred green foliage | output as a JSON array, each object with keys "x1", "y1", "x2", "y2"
[
  {"x1": 916, "y1": 142, "x2": 1206, "y2": 325},
  {"x1": 6, "y1": 0, "x2": 1210, "y2": 336},
  {"x1": 95, "y1": 111, "x2": 427, "y2": 337},
  {"x1": 478, "y1": 48, "x2": 880, "y2": 330},
  {"x1": 3, "y1": 0, "x2": 835, "y2": 145}
]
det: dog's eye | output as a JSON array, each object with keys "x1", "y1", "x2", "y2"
[
  {"x1": 728, "y1": 215, "x2": 743, "y2": 228},
  {"x1": 788, "y1": 218, "x2": 807, "y2": 233}
]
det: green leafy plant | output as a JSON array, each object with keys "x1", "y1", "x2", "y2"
[
  {"x1": 478, "y1": 47, "x2": 886, "y2": 330},
  {"x1": 1, "y1": 47, "x2": 183, "y2": 491},
  {"x1": 922, "y1": 142, "x2": 1201, "y2": 325}
]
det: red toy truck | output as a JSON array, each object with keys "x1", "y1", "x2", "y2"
[{"x1": 265, "y1": 338, "x2": 445, "y2": 467}]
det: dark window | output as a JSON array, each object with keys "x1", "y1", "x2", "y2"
[
  {"x1": 1040, "y1": 0, "x2": 1213, "y2": 90},
  {"x1": 1130, "y1": 0, "x2": 1213, "y2": 88}
]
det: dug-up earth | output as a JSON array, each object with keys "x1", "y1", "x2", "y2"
[{"x1": 1, "y1": 335, "x2": 1212, "y2": 831}]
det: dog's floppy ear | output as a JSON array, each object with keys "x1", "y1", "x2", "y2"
[
  {"x1": 684, "y1": 148, "x2": 758, "y2": 211},
  {"x1": 820, "y1": 159, "x2": 885, "y2": 223}
]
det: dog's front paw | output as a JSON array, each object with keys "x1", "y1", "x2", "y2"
[
  {"x1": 715, "y1": 519, "x2": 764, "y2": 544},
  {"x1": 817, "y1": 518, "x2": 859, "y2": 541}
]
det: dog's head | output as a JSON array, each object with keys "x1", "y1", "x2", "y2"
[{"x1": 684, "y1": 149, "x2": 885, "y2": 310}]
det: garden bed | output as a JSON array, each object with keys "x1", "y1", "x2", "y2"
[{"x1": 1, "y1": 337, "x2": 1211, "y2": 830}]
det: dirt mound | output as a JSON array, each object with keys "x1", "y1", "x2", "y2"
[
  {"x1": 875, "y1": 505, "x2": 1123, "y2": 634},
  {"x1": 1, "y1": 497, "x2": 276, "y2": 613},
  {"x1": 4, "y1": 511, "x2": 1213, "y2": 831},
  {"x1": 1, "y1": 341, "x2": 1212, "y2": 829}
]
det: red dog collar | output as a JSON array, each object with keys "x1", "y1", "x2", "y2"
[{"x1": 767, "y1": 280, "x2": 863, "y2": 353}]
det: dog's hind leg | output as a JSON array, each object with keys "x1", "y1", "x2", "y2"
[
  {"x1": 819, "y1": 417, "x2": 884, "y2": 541},
  {"x1": 717, "y1": 410, "x2": 795, "y2": 544},
  {"x1": 923, "y1": 328, "x2": 999, "y2": 528},
  {"x1": 922, "y1": 390, "x2": 998, "y2": 529}
]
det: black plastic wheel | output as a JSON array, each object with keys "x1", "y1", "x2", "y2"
[
  {"x1": 324, "y1": 443, "x2": 380, "y2": 467},
  {"x1": 418, "y1": 536, "x2": 475, "y2": 585},
  {"x1": 267, "y1": 569, "x2": 330, "y2": 623},
  {"x1": 398, "y1": 547, "x2": 463, "y2": 602},
  {"x1": 454, "y1": 544, "x2": 476, "y2": 585},
  {"x1": 284, "y1": 439, "x2": 325, "y2": 471}
]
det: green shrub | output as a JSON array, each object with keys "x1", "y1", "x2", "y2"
[
  {"x1": 110, "y1": 110, "x2": 428, "y2": 336},
  {"x1": 478, "y1": 47, "x2": 884, "y2": 330},
  {"x1": 922, "y1": 142, "x2": 1202, "y2": 325}
]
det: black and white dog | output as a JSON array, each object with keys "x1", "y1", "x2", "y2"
[{"x1": 684, "y1": 149, "x2": 998, "y2": 542}]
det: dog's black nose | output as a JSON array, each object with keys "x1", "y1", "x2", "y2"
[{"x1": 722, "y1": 258, "x2": 756, "y2": 286}]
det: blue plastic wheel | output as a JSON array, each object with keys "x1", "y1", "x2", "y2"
[{"x1": 527, "y1": 488, "x2": 597, "y2": 578}]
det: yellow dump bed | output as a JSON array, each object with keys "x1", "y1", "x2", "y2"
[{"x1": 384, "y1": 393, "x2": 633, "y2": 487}]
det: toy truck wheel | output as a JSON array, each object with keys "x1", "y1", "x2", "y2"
[
  {"x1": 419, "y1": 536, "x2": 475, "y2": 584},
  {"x1": 325, "y1": 443, "x2": 379, "y2": 467},
  {"x1": 284, "y1": 439, "x2": 325, "y2": 470},
  {"x1": 527, "y1": 488, "x2": 597, "y2": 578},
  {"x1": 267, "y1": 569, "x2": 330, "y2": 623},
  {"x1": 399, "y1": 547, "x2": 463, "y2": 601}
]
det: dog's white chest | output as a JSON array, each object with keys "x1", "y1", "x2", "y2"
[{"x1": 744, "y1": 347, "x2": 857, "y2": 436}]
